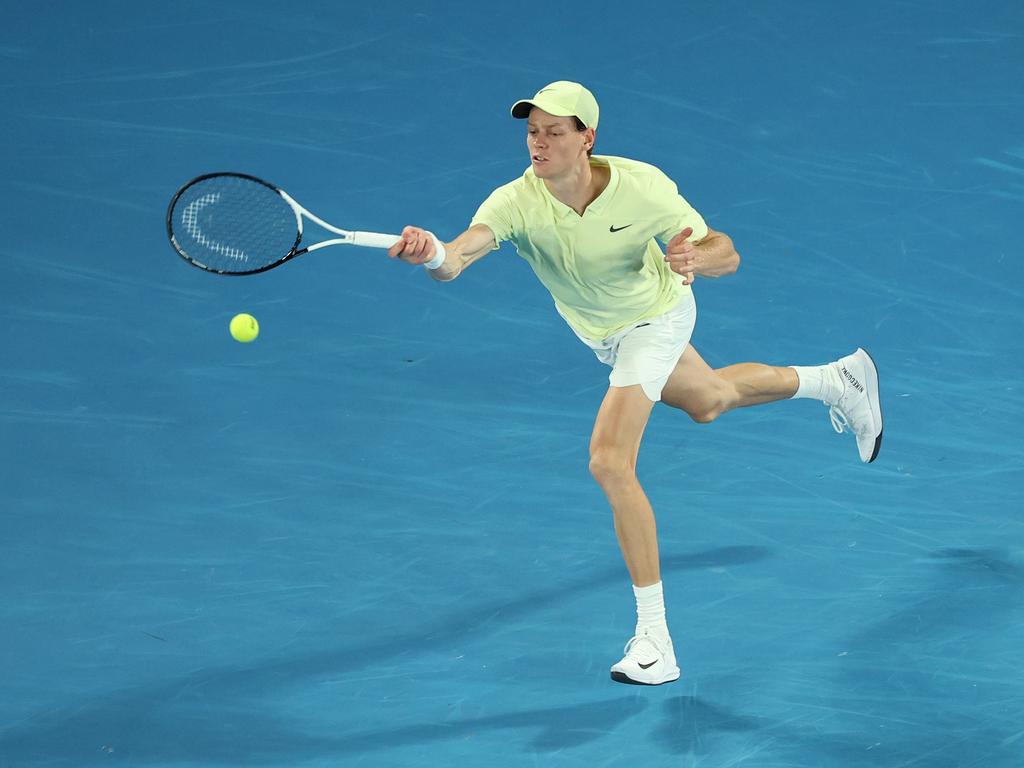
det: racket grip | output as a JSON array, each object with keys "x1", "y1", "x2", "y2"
[{"x1": 351, "y1": 231, "x2": 402, "y2": 249}]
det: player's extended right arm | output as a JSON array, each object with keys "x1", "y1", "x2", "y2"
[{"x1": 387, "y1": 224, "x2": 496, "y2": 282}]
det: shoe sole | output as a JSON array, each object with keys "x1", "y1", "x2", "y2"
[
  {"x1": 857, "y1": 348, "x2": 883, "y2": 463},
  {"x1": 610, "y1": 668, "x2": 681, "y2": 686}
]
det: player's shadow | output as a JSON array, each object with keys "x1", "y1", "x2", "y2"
[
  {"x1": 650, "y1": 548, "x2": 1024, "y2": 766},
  {"x1": 326, "y1": 696, "x2": 651, "y2": 755},
  {"x1": 862, "y1": 547, "x2": 1024, "y2": 634},
  {"x1": 652, "y1": 694, "x2": 763, "y2": 753},
  {"x1": 653, "y1": 694, "x2": 1023, "y2": 768},
  {"x1": 0, "y1": 695, "x2": 649, "y2": 766},
  {"x1": 0, "y1": 545, "x2": 770, "y2": 766}
]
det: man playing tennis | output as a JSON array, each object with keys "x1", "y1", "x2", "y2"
[{"x1": 387, "y1": 81, "x2": 882, "y2": 686}]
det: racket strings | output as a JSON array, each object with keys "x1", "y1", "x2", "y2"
[{"x1": 169, "y1": 175, "x2": 299, "y2": 273}]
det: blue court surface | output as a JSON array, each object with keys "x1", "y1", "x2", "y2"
[{"x1": 2, "y1": 2, "x2": 1023, "y2": 766}]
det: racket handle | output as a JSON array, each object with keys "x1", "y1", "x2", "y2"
[
  {"x1": 351, "y1": 231, "x2": 402, "y2": 249},
  {"x1": 352, "y1": 229, "x2": 446, "y2": 269}
]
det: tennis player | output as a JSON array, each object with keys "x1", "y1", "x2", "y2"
[{"x1": 387, "y1": 81, "x2": 883, "y2": 686}]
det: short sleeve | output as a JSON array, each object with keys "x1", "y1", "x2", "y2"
[
  {"x1": 470, "y1": 184, "x2": 519, "y2": 247},
  {"x1": 651, "y1": 172, "x2": 709, "y2": 245}
]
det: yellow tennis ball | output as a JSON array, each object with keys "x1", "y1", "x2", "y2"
[{"x1": 229, "y1": 313, "x2": 259, "y2": 343}]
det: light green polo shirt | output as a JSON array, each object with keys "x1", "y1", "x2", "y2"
[{"x1": 470, "y1": 155, "x2": 708, "y2": 340}]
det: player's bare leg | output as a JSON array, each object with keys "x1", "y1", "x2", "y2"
[
  {"x1": 589, "y1": 384, "x2": 658, "y2": 586},
  {"x1": 660, "y1": 345, "x2": 797, "y2": 420},
  {"x1": 662, "y1": 344, "x2": 883, "y2": 462},
  {"x1": 589, "y1": 384, "x2": 680, "y2": 685}
]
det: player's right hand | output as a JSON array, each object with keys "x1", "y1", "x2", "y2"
[
  {"x1": 665, "y1": 226, "x2": 697, "y2": 285},
  {"x1": 388, "y1": 226, "x2": 437, "y2": 265}
]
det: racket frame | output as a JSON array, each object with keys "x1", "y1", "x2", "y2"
[{"x1": 166, "y1": 172, "x2": 401, "y2": 275}]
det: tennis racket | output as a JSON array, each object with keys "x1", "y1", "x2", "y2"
[{"x1": 166, "y1": 172, "x2": 404, "y2": 275}]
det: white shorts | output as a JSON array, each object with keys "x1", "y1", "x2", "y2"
[{"x1": 561, "y1": 292, "x2": 697, "y2": 402}]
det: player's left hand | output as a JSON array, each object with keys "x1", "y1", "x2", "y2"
[{"x1": 665, "y1": 227, "x2": 697, "y2": 285}]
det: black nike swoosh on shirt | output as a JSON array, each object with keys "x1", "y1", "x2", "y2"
[{"x1": 609, "y1": 224, "x2": 633, "y2": 232}]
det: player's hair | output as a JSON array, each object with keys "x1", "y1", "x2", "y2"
[{"x1": 572, "y1": 117, "x2": 593, "y2": 157}]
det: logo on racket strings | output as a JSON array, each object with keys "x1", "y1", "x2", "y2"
[{"x1": 182, "y1": 193, "x2": 249, "y2": 263}]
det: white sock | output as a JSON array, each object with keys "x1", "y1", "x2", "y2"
[
  {"x1": 790, "y1": 364, "x2": 843, "y2": 404},
  {"x1": 633, "y1": 581, "x2": 669, "y2": 638}
]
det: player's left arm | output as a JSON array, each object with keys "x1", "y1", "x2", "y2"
[{"x1": 664, "y1": 227, "x2": 740, "y2": 284}]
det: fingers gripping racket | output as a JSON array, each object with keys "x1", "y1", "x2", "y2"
[{"x1": 166, "y1": 172, "x2": 403, "y2": 275}]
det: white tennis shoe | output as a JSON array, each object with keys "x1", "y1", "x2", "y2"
[
  {"x1": 610, "y1": 628, "x2": 680, "y2": 686},
  {"x1": 828, "y1": 348, "x2": 883, "y2": 463}
]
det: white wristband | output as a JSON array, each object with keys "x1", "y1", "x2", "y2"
[{"x1": 423, "y1": 232, "x2": 447, "y2": 270}]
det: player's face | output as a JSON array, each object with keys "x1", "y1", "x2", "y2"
[{"x1": 526, "y1": 108, "x2": 592, "y2": 178}]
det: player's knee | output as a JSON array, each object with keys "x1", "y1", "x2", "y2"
[
  {"x1": 588, "y1": 448, "x2": 635, "y2": 488},
  {"x1": 688, "y1": 405, "x2": 722, "y2": 424},
  {"x1": 685, "y1": 385, "x2": 733, "y2": 424}
]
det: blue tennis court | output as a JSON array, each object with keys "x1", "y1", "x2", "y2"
[{"x1": 2, "y1": 1, "x2": 1022, "y2": 766}]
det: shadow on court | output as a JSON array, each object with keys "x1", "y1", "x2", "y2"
[
  {"x1": 652, "y1": 548, "x2": 1024, "y2": 767},
  {"x1": 0, "y1": 546, "x2": 769, "y2": 765},
  {"x1": 324, "y1": 696, "x2": 651, "y2": 755},
  {"x1": 654, "y1": 693, "x2": 1023, "y2": 768},
  {"x1": 2, "y1": 697, "x2": 650, "y2": 766}
]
